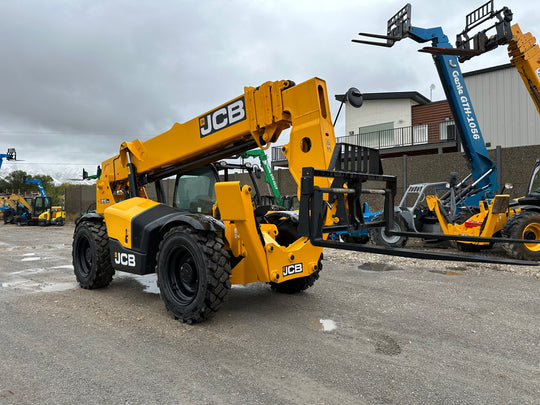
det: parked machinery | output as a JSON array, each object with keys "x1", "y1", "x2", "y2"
[
  {"x1": 72, "y1": 77, "x2": 534, "y2": 324},
  {"x1": 427, "y1": 159, "x2": 540, "y2": 260},
  {"x1": 3, "y1": 187, "x2": 64, "y2": 226},
  {"x1": 23, "y1": 177, "x2": 66, "y2": 225},
  {"x1": 0, "y1": 148, "x2": 16, "y2": 170},
  {"x1": 415, "y1": 1, "x2": 540, "y2": 259},
  {"x1": 2, "y1": 194, "x2": 58, "y2": 226},
  {"x1": 454, "y1": 0, "x2": 540, "y2": 115},
  {"x1": 0, "y1": 196, "x2": 18, "y2": 221},
  {"x1": 353, "y1": 3, "x2": 501, "y2": 247}
]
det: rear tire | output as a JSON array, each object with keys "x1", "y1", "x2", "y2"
[
  {"x1": 369, "y1": 212, "x2": 408, "y2": 248},
  {"x1": 156, "y1": 226, "x2": 231, "y2": 324},
  {"x1": 502, "y1": 212, "x2": 540, "y2": 260},
  {"x1": 453, "y1": 207, "x2": 480, "y2": 224},
  {"x1": 3, "y1": 210, "x2": 14, "y2": 224},
  {"x1": 72, "y1": 220, "x2": 114, "y2": 289}
]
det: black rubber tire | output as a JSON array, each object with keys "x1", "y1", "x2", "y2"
[
  {"x1": 3, "y1": 210, "x2": 14, "y2": 224},
  {"x1": 502, "y1": 211, "x2": 540, "y2": 260},
  {"x1": 72, "y1": 220, "x2": 115, "y2": 289},
  {"x1": 341, "y1": 233, "x2": 369, "y2": 244},
  {"x1": 454, "y1": 207, "x2": 481, "y2": 224},
  {"x1": 369, "y1": 212, "x2": 408, "y2": 248},
  {"x1": 156, "y1": 226, "x2": 231, "y2": 324}
]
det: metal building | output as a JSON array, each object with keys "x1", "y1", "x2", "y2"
[{"x1": 463, "y1": 63, "x2": 540, "y2": 148}]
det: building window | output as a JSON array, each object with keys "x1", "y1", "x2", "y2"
[
  {"x1": 358, "y1": 122, "x2": 394, "y2": 148},
  {"x1": 439, "y1": 120, "x2": 456, "y2": 141},
  {"x1": 412, "y1": 124, "x2": 428, "y2": 144}
]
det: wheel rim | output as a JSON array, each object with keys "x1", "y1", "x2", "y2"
[
  {"x1": 165, "y1": 247, "x2": 199, "y2": 306},
  {"x1": 76, "y1": 236, "x2": 93, "y2": 277},
  {"x1": 381, "y1": 222, "x2": 403, "y2": 244},
  {"x1": 523, "y1": 223, "x2": 540, "y2": 251}
]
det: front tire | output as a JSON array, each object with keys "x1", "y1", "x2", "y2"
[
  {"x1": 156, "y1": 226, "x2": 231, "y2": 324},
  {"x1": 3, "y1": 210, "x2": 14, "y2": 224},
  {"x1": 369, "y1": 212, "x2": 408, "y2": 248},
  {"x1": 72, "y1": 220, "x2": 114, "y2": 289},
  {"x1": 502, "y1": 211, "x2": 540, "y2": 260}
]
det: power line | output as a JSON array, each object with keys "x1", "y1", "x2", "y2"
[
  {"x1": 0, "y1": 129, "x2": 165, "y2": 137},
  {"x1": 4, "y1": 162, "x2": 96, "y2": 166}
]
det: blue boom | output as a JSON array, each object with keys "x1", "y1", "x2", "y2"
[
  {"x1": 354, "y1": 4, "x2": 499, "y2": 207},
  {"x1": 0, "y1": 148, "x2": 16, "y2": 171}
]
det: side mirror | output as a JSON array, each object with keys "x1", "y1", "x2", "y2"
[
  {"x1": 501, "y1": 183, "x2": 513, "y2": 193},
  {"x1": 448, "y1": 172, "x2": 458, "y2": 188},
  {"x1": 346, "y1": 87, "x2": 363, "y2": 108}
]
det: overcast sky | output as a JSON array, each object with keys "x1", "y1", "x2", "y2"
[{"x1": 0, "y1": 0, "x2": 538, "y2": 177}]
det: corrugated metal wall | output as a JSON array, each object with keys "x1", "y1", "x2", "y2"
[{"x1": 464, "y1": 64, "x2": 540, "y2": 148}]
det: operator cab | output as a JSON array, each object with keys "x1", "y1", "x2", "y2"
[
  {"x1": 172, "y1": 162, "x2": 276, "y2": 216},
  {"x1": 173, "y1": 165, "x2": 219, "y2": 215},
  {"x1": 25, "y1": 196, "x2": 52, "y2": 216},
  {"x1": 527, "y1": 159, "x2": 540, "y2": 196}
]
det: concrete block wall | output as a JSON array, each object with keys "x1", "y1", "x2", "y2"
[{"x1": 65, "y1": 144, "x2": 540, "y2": 222}]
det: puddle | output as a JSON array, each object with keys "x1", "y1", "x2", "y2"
[
  {"x1": 370, "y1": 332, "x2": 402, "y2": 356},
  {"x1": 1, "y1": 279, "x2": 77, "y2": 293},
  {"x1": 40, "y1": 282, "x2": 78, "y2": 292},
  {"x1": 429, "y1": 269, "x2": 465, "y2": 276},
  {"x1": 1, "y1": 280, "x2": 33, "y2": 288},
  {"x1": 307, "y1": 318, "x2": 337, "y2": 332},
  {"x1": 1, "y1": 280, "x2": 41, "y2": 291},
  {"x1": 10, "y1": 268, "x2": 45, "y2": 275},
  {"x1": 50, "y1": 265, "x2": 74, "y2": 270},
  {"x1": 121, "y1": 273, "x2": 160, "y2": 294},
  {"x1": 358, "y1": 262, "x2": 402, "y2": 272},
  {"x1": 21, "y1": 257, "x2": 45, "y2": 262}
]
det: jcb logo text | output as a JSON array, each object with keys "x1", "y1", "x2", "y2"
[
  {"x1": 115, "y1": 252, "x2": 136, "y2": 267},
  {"x1": 199, "y1": 97, "x2": 246, "y2": 137},
  {"x1": 283, "y1": 263, "x2": 303, "y2": 277}
]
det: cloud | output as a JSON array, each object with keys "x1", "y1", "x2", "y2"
[{"x1": 0, "y1": 0, "x2": 537, "y2": 172}]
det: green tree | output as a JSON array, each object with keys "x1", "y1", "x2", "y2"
[
  {"x1": 4, "y1": 170, "x2": 29, "y2": 194},
  {"x1": 0, "y1": 177, "x2": 8, "y2": 193},
  {"x1": 0, "y1": 171, "x2": 65, "y2": 205}
]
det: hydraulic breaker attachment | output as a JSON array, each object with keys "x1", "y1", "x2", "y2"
[{"x1": 298, "y1": 143, "x2": 538, "y2": 266}]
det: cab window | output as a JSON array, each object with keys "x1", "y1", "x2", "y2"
[{"x1": 174, "y1": 166, "x2": 219, "y2": 214}]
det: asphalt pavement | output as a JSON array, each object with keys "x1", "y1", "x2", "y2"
[{"x1": 0, "y1": 224, "x2": 538, "y2": 404}]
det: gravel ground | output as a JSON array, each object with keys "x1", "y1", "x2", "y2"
[{"x1": 0, "y1": 224, "x2": 538, "y2": 404}]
